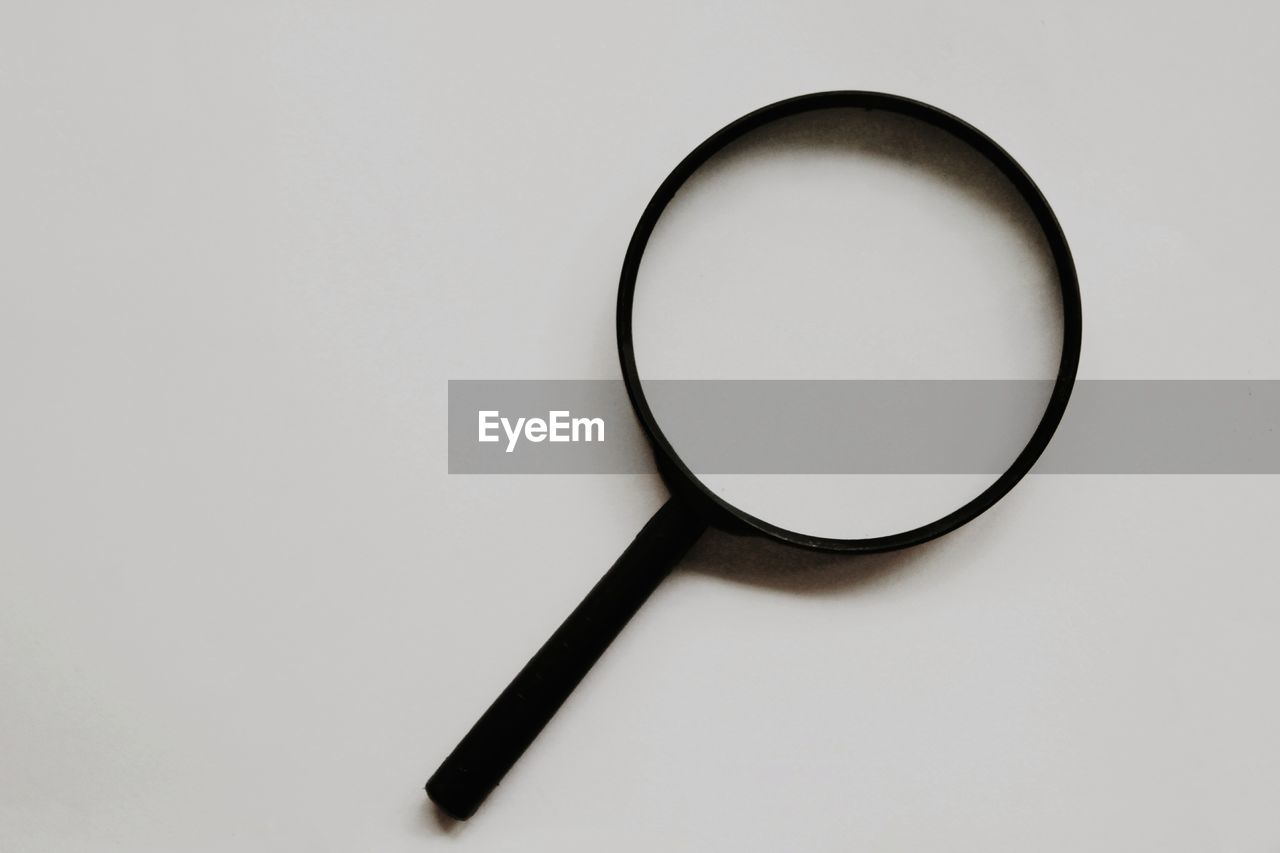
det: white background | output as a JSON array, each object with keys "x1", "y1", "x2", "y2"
[{"x1": 3, "y1": 2, "x2": 1279, "y2": 851}]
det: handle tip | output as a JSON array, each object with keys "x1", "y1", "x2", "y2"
[{"x1": 426, "y1": 769, "x2": 483, "y2": 821}]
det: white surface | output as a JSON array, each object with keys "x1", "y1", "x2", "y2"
[
  {"x1": 2, "y1": 2, "x2": 1278, "y2": 851},
  {"x1": 632, "y1": 110, "x2": 1060, "y2": 384}
]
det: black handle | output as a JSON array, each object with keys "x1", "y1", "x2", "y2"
[{"x1": 426, "y1": 498, "x2": 707, "y2": 820}]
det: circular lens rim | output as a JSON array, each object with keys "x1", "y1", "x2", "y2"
[{"x1": 616, "y1": 90, "x2": 1083, "y2": 553}]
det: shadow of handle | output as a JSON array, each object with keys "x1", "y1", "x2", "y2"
[{"x1": 425, "y1": 497, "x2": 708, "y2": 820}]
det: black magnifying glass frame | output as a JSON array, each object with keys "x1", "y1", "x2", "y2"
[
  {"x1": 427, "y1": 91, "x2": 1081, "y2": 821},
  {"x1": 619, "y1": 89, "x2": 1082, "y2": 552}
]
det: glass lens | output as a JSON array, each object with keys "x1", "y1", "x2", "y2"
[{"x1": 630, "y1": 108, "x2": 1063, "y2": 540}]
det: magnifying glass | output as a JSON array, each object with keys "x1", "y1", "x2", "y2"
[{"x1": 427, "y1": 91, "x2": 1082, "y2": 820}]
